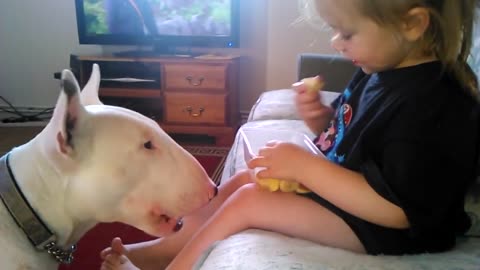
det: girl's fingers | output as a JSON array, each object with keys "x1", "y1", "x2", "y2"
[
  {"x1": 255, "y1": 168, "x2": 271, "y2": 179},
  {"x1": 247, "y1": 156, "x2": 268, "y2": 169},
  {"x1": 100, "y1": 247, "x2": 112, "y2": 260}
]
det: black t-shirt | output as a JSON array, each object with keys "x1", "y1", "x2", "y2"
[{"x1": 313, "y1": 61, "x2": 480, "y2": 252}]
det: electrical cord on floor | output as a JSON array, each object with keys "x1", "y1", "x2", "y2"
[{"x1": 0, "y1": 96, "x2": 53, "y2": 123}]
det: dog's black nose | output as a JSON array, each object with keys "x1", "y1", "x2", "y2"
[{"x1": 173, "y1": 219, "x2": 184, "y2": 232}]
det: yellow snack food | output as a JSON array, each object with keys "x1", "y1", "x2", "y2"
[
  {"x1": 279, "y1": 180, "x2": 299, "y2": 193},
  {"x1": 302, "y1": 76, "x2": 325, "y2": 93},
  {"x1": 257, "y1": 178, "x2": 280, "y2": 192},
  {"x1": 257, "y1": 178, "x2": 311, "y2": 194}
]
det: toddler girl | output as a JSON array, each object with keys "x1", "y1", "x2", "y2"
[{"x1": 101, "y1": 0, "x2": 480, "y2": 269}]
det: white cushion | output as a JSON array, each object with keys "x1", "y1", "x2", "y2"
[{"x1": 248, "y1": 89, "x2": 340, "y2": 122}]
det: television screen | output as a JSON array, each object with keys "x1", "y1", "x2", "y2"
[{"x1": 75, "y1": 0, "x2": 239, "y2": 49}]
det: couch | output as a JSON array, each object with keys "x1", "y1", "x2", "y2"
[{"x1": 194, "y1": 54, "x2": 480, "y2": 269}]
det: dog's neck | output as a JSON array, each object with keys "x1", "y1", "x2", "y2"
[{"x1": 7, "y1": 131, "x2": 96, "y2": 248}]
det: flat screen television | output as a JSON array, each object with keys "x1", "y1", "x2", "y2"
[{"x1": 74, "y1": 0, "x2": 240, "y2": 56}]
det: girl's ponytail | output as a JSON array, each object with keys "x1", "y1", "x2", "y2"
[{"x1": 438, "y1": 0, "x2": 478, "y2": 96}]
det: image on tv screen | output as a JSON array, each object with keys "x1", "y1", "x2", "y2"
[{"x1": 83, "y1": 0, "x2": 232, "y2": 37}]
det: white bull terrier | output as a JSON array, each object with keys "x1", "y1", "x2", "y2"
[{"x1": 0, "y1": 64, "x2": 218, "y2": 269}]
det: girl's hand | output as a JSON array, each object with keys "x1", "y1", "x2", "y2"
[
  {"x1": 247, "y1": 141, "x2": 316, "y2": 183},
  {"x1": 293, "y1": 77, "x2": 334, "y2": 134}
]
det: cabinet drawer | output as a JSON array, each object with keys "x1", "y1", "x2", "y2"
[
  {"x1": 164, "y1": 92, "x2": 226, "y2": 125},
  {"x1": 164, "y1": 64, "x2": 227, "y2": 91}
]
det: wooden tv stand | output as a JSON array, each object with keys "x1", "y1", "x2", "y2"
[{"x1": 73, "y1": 54, "x2": 240, "y2": 145}]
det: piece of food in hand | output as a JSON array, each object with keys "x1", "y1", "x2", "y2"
[
  {"x1": 279, "y1": 180, "x2": 300, "y2": 193},
  {"x1": 257, "y1": 178, "x2": 281, "y2": 192},
  {"x1": 257, "y1": 178, "x2": 311, "y2": 193},
  {"x1": 302, "y1": 76, "x2": 324, "y2": 93}
]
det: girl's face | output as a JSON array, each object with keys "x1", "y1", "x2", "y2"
[{"x1": 315, "y1": 0, "x2": 414, "y2": 74}]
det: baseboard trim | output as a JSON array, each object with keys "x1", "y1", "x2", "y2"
[
  {"x1": 0, "y1": 105, "x2": 52, "y2": 127},
  {"x1": 0, "y1": 105, "x2": 53, "y2": 113},
  {"x1": 0, "y1": 121, "x2": 49, "y2": 127}
]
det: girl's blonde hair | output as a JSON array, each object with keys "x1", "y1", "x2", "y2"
[{"x1": 300, "y1": 0, "x2": 479, "y2": 96}]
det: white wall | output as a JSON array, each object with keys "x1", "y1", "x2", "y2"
[
  {"x1": 0, "y1": 1, "x2": 333, "y2": 112},
  {"x1": 265, "y1": 0, "x2": 335, "y2": 90},
  {"x1": 0, "y1": 0, "x2": 101, "y2": 108}
]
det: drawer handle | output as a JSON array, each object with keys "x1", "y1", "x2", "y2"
[
  {"x1": 185, "y1": 106, "x2": 205, "y2": 117},
  {"x1": 185, "y1": 76, "x2": 205, "y2": 86}
]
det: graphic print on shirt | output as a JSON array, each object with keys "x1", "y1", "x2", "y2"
[{"x1": 314, "y1": 89, "x2": 353, "y2": 163}]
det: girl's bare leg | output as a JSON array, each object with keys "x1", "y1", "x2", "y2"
[
  {"x1": 100, "y1": 170, "x2": 254, "y2": 270},
  {"x1": 166, "y1": 183, "x2": 366, "y2": 270}
]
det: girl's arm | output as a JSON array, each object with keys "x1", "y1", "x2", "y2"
[
  {"x1": 302, "y1": 105, "x2": 334, "y2": 135},
  {"x1": 250, "y1": 145, "x2": 409, "y2": 229},
  {"x1": 298, "y1": 155, "x2": 409, "y2": 229}
]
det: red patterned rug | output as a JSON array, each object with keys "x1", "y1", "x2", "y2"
[{"x1": 58, "y1": 145, "x2": 229, "y2": 270}]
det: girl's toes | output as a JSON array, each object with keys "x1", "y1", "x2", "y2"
[
  {"x1": 102, "y1": 253, "x2": 140, "y2": 270},
  {"x1": 100, "y1": 247, "x2": 113, "y2": 260},
  {"x1": 111, "y1": 237, "x2": 128, "y2": 255},
  {"x1": 103, "y1": 253, "x2": 122, "y2": 267}
]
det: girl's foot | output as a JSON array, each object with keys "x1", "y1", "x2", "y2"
[
  {"x1": 100, "y1": 238, "x2": 140, "y2": 270},
  {"x1": 101, "y1": 237, "x2": 129, "y2": 260},
  {"x1": 101, "y1": 253, "x2": 140, "y2": 270}
]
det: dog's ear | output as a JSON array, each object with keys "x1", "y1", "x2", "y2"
[
  {"x1": 50, "y1": 69, "x2": 88, "y2": 156},
  {"x1": 80, "y1": 63, "x2": 103, "y2": 106}
]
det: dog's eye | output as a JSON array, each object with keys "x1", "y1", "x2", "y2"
[{"x1": 144, "y1": 141, "x2": 153, "y2": 150}]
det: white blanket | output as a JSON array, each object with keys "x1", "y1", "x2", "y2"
[{"x1": 196, "y1": 229, "x2": 480, "y2": 270}]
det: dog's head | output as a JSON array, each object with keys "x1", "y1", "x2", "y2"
[{"x1": 45, "y1": 65, "x2": 217, "y2": 237}]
